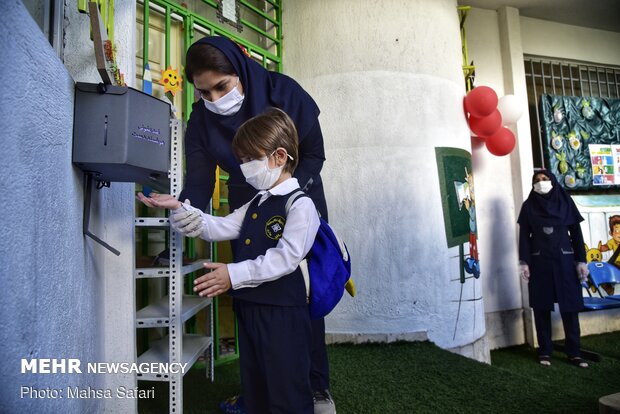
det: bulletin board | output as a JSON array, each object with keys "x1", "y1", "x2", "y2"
[{"x1": 539, "y1": 94, "x2": 620, "y2": 190}]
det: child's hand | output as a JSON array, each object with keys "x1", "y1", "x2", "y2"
[
  {"x1": 137, "y1": 192, "x2": 182, "y2": 210},
  {"x1": 194, "y1": 262, "x2": 232, "y2": 298}
]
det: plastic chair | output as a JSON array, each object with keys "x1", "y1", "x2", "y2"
[
  {"x1": 582, "y1": 281, "x2": 620, "y2": 311},
  {"x1": 587, "y1": 262, "x2": 620, "y2": 302}
]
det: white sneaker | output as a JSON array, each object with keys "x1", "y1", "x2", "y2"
[{"x1": 313, "y1": 390, "x2": 336, "y2": 414}]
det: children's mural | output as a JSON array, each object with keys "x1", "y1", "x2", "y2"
[{"x1": 435, "y1": 147, "x2": 480, "y2": 339}]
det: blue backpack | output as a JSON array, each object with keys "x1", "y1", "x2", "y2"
[{"x1": 286, "y1": 191, "x2": 352, "y2": 319}]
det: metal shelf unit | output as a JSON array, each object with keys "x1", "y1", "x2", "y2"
[
  {"x1": 134, "y1": 118, "x2": 213, "y2": 413},
  {"x1": 136, "y1": 295, "x2": 212, "y2": 328},
  {"x1": 135, "y1": 260, "x2": 208, "y2": 279},
  {"x1": 136, "y1": 335, "x2": 212, "y2": 382}
]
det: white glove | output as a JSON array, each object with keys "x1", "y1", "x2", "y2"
[
  {"x1": 576, "y1": 262, "x2": 589, "y2": 283},
  {"x1": 169, "y1": 200, "x2": 204, "y2": 238},
  {"x1": 519, "y1": 263, "x2": 530, "y2": 281}
]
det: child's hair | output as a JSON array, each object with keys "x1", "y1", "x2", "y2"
[
  {"x1": 609, "y1": 215, "x2": 620, "y2": 235},
  {"x1": 233, "y1": 108, "x2": 299, "y2": 174},
  {"x1": 185, "y1": 42, "x2": 236, "y2": 83}
]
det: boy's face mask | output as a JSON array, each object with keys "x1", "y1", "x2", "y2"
[{"x1": 240, "y1": 151, "x2": 283, "y2": 190}]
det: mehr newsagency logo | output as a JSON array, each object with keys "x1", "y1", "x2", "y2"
[{"x1": 19, "y1": 358, "x2": 189, "y2": 400}]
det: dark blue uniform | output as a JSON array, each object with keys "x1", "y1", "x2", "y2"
[
  {"x1": 518, "y1": 169, "x2": 586, "y2": 359},
  {"x1": 230, "y1": 191, "x2": 313, "y2": 414},
  {"x1": 519, "y1": 223, "x2": 585, "y2": 313}
]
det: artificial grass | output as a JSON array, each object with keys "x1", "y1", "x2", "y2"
[{"x1": 138, "y1": 330, "x2": 620, "y2": 413}]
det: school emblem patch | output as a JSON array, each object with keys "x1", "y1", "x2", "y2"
[{"x1": 265, "y1": 216, "x2": 286, "y2": 240}]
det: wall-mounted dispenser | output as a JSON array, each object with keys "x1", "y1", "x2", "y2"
[
  {"x1": 73, "y1": 82, "x2": 171, "y2": 191},
  {"x1": 73, "y1": 82, "x2": 173, "y2": 255}
]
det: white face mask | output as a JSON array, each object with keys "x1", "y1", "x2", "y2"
[
  {"x1": 533, "y1": 180, "x2": 553, "y2": 194},
  {"x1": 202, "y1": 77, "x2": 244, "y2": 116},
  {"x1": 240, "y1": 150, "x2": 293, "y2": 190}
]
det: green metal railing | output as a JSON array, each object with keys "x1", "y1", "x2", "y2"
[{"x1": 140, "y1": 0, "x2": 282, "y2": 125}]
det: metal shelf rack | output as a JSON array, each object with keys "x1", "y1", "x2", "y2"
[{"x1": 134, "y1": 118, "x2": 213, "y2": 413}]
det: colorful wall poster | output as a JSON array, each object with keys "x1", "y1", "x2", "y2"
[{"x1": 589, "y1": 144, "x2": 615, "y2": 185}]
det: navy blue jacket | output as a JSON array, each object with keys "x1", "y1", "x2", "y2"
[{"x1": 519, "y1": 221, "x2": 585, "y2": 312}]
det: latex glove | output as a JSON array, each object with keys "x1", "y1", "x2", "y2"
[
  {"x1": 519, "y1": 263, "x2": 530, "y2": 281},
  {"x1": 169, "y1": 200, "x2": 204, "y2": 238},
  {"x1": 576, "y1": 262, "x2": 589, "y2": 283}
]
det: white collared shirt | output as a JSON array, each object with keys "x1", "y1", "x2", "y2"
[{"x1": 179, "y1": 178, "x2": 320, "y2": 289}]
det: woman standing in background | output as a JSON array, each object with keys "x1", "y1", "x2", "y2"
[{"x1": 517, "y1": 169, "x2": 589, "y2": 368}]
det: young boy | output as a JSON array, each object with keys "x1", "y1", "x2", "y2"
[{"x1": 139, "y1": 108, "x2": 319, "y2": 414}]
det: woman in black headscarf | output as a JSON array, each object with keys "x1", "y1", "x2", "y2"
[
  {"x1": 517, "y1": 169, "x2": 589, "y2": 367},
  {"x1": 168, "y1": 36, "x2": 334, "y2": 413},
  {"x1": 179, "y1": 36, "x2": 328, "y2": 218}
]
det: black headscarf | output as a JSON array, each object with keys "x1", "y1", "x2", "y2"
[
  {"x1": 189, "y1": 36, "x2": 320, "y2": 146},
  {"x1": 517, "y1": 169, "x2": 583, "y2": 226}
]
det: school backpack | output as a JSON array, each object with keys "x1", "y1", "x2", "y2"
[{"x1": 286, "y1": 191, "x2": 352, "y2": 319}]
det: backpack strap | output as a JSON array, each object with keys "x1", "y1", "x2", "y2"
[
  {"x1": 285, "y1": 189, "x2": 311, "y2": 302},
  {"x1": 285, "y1": 190, "x2": 308, "y2": 215}
]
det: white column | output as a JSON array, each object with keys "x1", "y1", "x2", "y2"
[
  {"x1": 498, "y1": 6, "x2": 536, "y2": 346},
  {"x1": 283, "y1": 0, "x2": 489, "y2": 361}
]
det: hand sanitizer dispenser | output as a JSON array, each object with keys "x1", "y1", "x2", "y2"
[{"x1": 72, "y1": 82, "x2": 171, "y2": 191}]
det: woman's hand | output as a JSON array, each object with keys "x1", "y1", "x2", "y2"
[
  {"x1": 138, "y1": 194, "x2": 205, "y2": 238},
  {"x1": 137, "y1": 192, "x2": 182, "y2": 210},
  {"x1": 519, "y1": 263, "x2": 530, "y2": 281},
  {"x1": 576, "y1": 262, "x2": 589, "y2": 283},
  {"x1": 194, "y1": 262, "x2": 232, "y2": 297}
]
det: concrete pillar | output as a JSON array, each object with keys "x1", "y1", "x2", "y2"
[
  {"x1": 283, "y1": 0, "x2": 490, "y2": 361},
  {"x1": 498, "y1": 6, "x2": 535, "y2": 346}
]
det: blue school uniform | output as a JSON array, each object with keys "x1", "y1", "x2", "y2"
[
  {"x1": 231, "y1": 190, "x2": 313, "y2": 414},
  {"x1": 518, "y1": 169, "x2": 586, "y2": 358},
  {"x1": 519, "y1": 223, "x2": 585, "y2": 312}
]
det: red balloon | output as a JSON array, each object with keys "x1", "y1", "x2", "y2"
[
  {"x1": 485, "y1": 127, "x2": 516, "y2": 156},
  {"x1": 464, "y1": 86, "x2": 498, "y2": 117},
  {"x1": 469, "y1": 109, "x2": 502, "y2": 137}
]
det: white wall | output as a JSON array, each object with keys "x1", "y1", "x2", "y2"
[
  {"x1": 64, "y1": 1, "x2": 137, "y2": 412},
  {"x1": 520, "y1": 17, "x2": 620, "y2": 66},
  {"x1": 0, "y1": 1, "x2": 136, "y2": 412},
  {"x1": 464, "y1": 7, "x2": 620, "y2": 350},
  {"x1": 465, "y1": 7, "x2": 523, "y2": 307},
  {"x1": 283, "y1": 0, "x2": 490, "y2": 362},
  {"x1": 0, "y1": 1, "x2": 99, "y2": 412}
]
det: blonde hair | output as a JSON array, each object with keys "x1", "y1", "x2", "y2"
[{"x1": 233, "y1": 108, "x2": 299, "y2": 174}]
